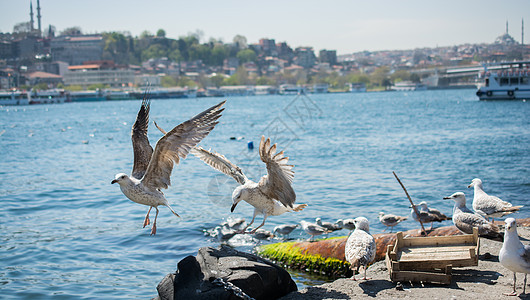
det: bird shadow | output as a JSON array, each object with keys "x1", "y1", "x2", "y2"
[
  {"x1": 358, "y1": 279, "x2": 395, "y2": 297},
  {"x1": 393, "y1": 269, "x2": 501, "y2": 293},
  {"x1": 451, "y1": 269, "x2": 501, "y2": 285}
]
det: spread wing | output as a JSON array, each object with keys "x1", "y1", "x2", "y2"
[
  {"x1": 257, "y1": 136, "x2": 296, "y2": 208},
  {"x1": 141, "y1": 100, "x2": 225, "y2": 189},
  {"x1": 131, "y1": 90, "x2": 153, "y2": 179},
  {"x1": 190, "y1": 146, "x2": 248, "y2": 185}
]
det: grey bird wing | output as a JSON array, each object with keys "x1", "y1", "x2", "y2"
[
  {"x1": 453, "y1": 212, "x2": 489, "y2": 234},
  {"x1": 428, "y1": 208, "x2": 450, "y2": 221},
  {"x1": 382, "y1": 215, "x2": 399, "y2": 224},
  {"x1": 190, "y1": 146, "x2": 248, "y2": 185},
  {"x1": 257, "y1": 136, "x2": 296, "y2": 208},
  {"x1": 141, "y1": 100, "x2": 225, "y2": 189},
  {"x1": 522, "y1": 244, "x2": 530, "y2": 267},
  {"x1": 131, "y1": 91, "x2": 154, "y2": 179},
  {"x1": 476, "y1": 194, "x2": 512, "y2": 215}
]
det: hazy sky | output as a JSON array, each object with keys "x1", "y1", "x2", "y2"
[{"x1": 1, "y1": 0, "x2": 529, "y2": 55}]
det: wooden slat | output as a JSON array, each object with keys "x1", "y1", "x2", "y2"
[
  {"x1": 391, "y1": 270, "x2": 452, "y2": 285},
  {"x1": 401, "y1": 234, "x2": 475, "y2": 247}
]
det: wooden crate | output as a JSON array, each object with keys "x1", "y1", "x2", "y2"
[{"x1": 385, "y1": 227, "x2": 479, "y2": 284}]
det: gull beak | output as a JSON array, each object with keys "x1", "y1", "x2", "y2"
[
  {"x1": 467, "y1": 184, "x2": 472, "y2": 188},
  {"x1": 443, "y1": 196, "x2": 451, "y2": 200},
  {"x1": 111, "y1": 179, "x2": 118, "y2": 184},
  {"x1": 230, "y1": 202, "x2": 238, "y2": 213}
]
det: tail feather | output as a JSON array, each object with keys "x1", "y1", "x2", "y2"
[{"x1": 500, "y1": 205, "x2": 523, "y2": 217}]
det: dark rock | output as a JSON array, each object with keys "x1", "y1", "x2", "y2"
[
  {"x1": 156, "y1": 273, "x2": 175, "y2": 300},
  {"x1": 156, "y1": 245, "x2": 297, "y2": 300}
]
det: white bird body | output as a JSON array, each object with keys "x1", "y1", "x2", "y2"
[
  {"x1": 273, "y1": 224, "x2": 299, "y2": 237},
  {"x1": 300, "y1": 220, "x2": 329, "y2": 240},
  {"x1": 499, "y1": 218, "x2": 530, "y2": 295},
  {"x1": 379, "y1": 212, "x2": 407, "y2": 232},
  {"x1": 235, "y1": 182, "x2": 297, "y2": 217},
  {"x1": 444, "y1": 192, "x2": 503, "y2": 241},
  {"x1": 345, "y1": 217, "x2": 376, "y2": 281},
  {"x1": 469, "y1": 178, "x2": 522, "y2": 220},
  {"x1": 316, "y1": 218, "x2": 342, "y2": 231},
  {"x1": 112, "y1": 94, "x2": 225, "y2": 235},
  {"x1": 191, "y1": 136, "x2": 307, "y2": 234}
]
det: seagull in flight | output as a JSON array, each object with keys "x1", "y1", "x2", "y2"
[
  {"x1": 191, "y1": 136, "x2": 307, "y2": 234},
  {"x1": 111, "y1": 91, "x2": 225, "y2": 235}
]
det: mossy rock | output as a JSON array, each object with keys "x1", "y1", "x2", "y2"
[{"x1": 257, "y1": 238, "x2": 352, "y2": 277}]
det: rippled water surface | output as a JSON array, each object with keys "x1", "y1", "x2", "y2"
[{"x1": 1, "y1": 90, "x2": 529, "y2": 298}]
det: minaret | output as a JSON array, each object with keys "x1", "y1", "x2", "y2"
[
  {"x1": 37, "y1": 0, "x2": 42, "y2": 36},
  {"x1": 522, "y1": 18, "x2": 525, "y2": 45},
  {"x1": 30, "y1": 1, "x2": 34, "y2": 31},
  {"x1": 506, "y1": 20, "x2": 508, "y2": 34}
]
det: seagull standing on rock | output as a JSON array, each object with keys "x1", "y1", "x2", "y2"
[
  {"x1": 468, "y1": 178, "x2": 523, "y2": 222},
  {"x1": 345, "y1": 217, "x2": 376, "y2": 281},
  {"x1": 444, "y1": 192, "x2": 503, "y2": 241},
  {"x1": 378, "y1": 212, "x2": 408, "y2": 233},
  {"x1": 316, "y1": 218, "x2": 342, "y2": 232},
  {"x1": 191, "y1": 136, "x2": 307, "y2": 234},
  {"x1": 111, "y1": 93, "x2": 225, "y2": 235},
  {"x1": 410, "y1": 201, "x2": 450, "y2": 230},
  {"x1": 300, "y1": 220, "x2": 330, "y2": 241},
  {"x1": 273, "y1": 224, "x2": 299, "y2": 239},
  {"x1": 499, "y1": 217, "x2": 530, "y2": 296}
]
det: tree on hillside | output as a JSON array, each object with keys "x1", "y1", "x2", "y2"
[
  {"x1": 210, "y1": 44, "x2": 229, "y2": 66},
  {"x1": 156, "y1": 29, "x2": 166, "y2": 38},
  {"x1": 236, "y1": 49, "x2": 257, "y2": 63},
  {"x1": 102, "y1": 32, "x2": 134, "y2": 64},
  {"x1": 60, "y1": 27, "x2": 82, "y2": 36},
  {"x1": 142, "y1": 44, "x2": 167, "y2": 61}
]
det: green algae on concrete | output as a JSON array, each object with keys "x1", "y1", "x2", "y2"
[{"x1": 257, "y1": 239, "x2": 352, "y2": 277}]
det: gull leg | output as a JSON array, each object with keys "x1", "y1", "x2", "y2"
[
  {"x1": 430, "y1": 222, "x2": 434, "y2": 230},
  {"x1": 249, "y1": 215, "x2": 268, "y2": 234},
  {"x1": 504, "y1": 272, "x2": 518, "y2": 296},
  {"x1": 389, "y1": 226, "x2": 393, "y2": 233},
  {"x1": 383, "y1": 227, "x2": 387, "y2": 232},
  {"x1": 350, "y1": 267, "x2": 357, "y2": 281},
  {"x1": 150, "y1": 207, "x2": 159, "y2": 236},
  {"x1": 143, "y1": 207, "x2": 152, "y2": 228},
  {"x1": 523, "y1": 273, "x2": 527, "y2": 295},
  {"x1": 237, "y1": 212, "x2": 256, "y2": 234},
  {"x1": 362, "y1": 266, "x2": 372, "y2": 280}
]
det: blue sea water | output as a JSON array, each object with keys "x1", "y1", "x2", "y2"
[{"x1": 0, "y1": 90, "x2": 529, "y2": 299}]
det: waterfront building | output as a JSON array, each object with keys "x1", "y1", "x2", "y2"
[
  {"x1": 51, "y1": 35, "x2": 104, "y2": 65},
  {"x1": 319, "y1": 49, "x2": 337, "y2": 65},
  {"x1": 64, "y1": 61, "x2": 134, "y2": 88},
  {"x1": 294, "y1": 47, "x2": 317, "y2": 69},
  {"x1": 27, "y1": 71, "x2": 63, "y2": 87}
]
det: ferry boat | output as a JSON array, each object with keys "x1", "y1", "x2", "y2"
[
  {"x1": 279, "y1": 84, "x2": 307, "y2": 95},
  {"x1": 105, "y1": 90, "x2": 134, "y2": 101},
  {"x1": 0, "y1": 90, "x2": 30, "y2": 105},
  {"x1": 476, "y1": 61, "x2": 530, "y2": 101},
  {"x1": 391, "y1": 81, "x2": 427, "y2": 91},
  {"x1": 70, "y1": 90, "x2": 106, "y2": 102},
  {"x1": 29, "y1": 89, "x2": 67, "y2": 104}
]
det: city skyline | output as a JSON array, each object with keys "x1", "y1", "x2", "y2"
[{"x1": 0, "y1": 0, "x2": 529, "y2": 55}]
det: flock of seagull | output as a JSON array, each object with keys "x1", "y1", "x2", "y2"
[{"x1": 110, "y1": 93, "x2": 528, "y2": 295}]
